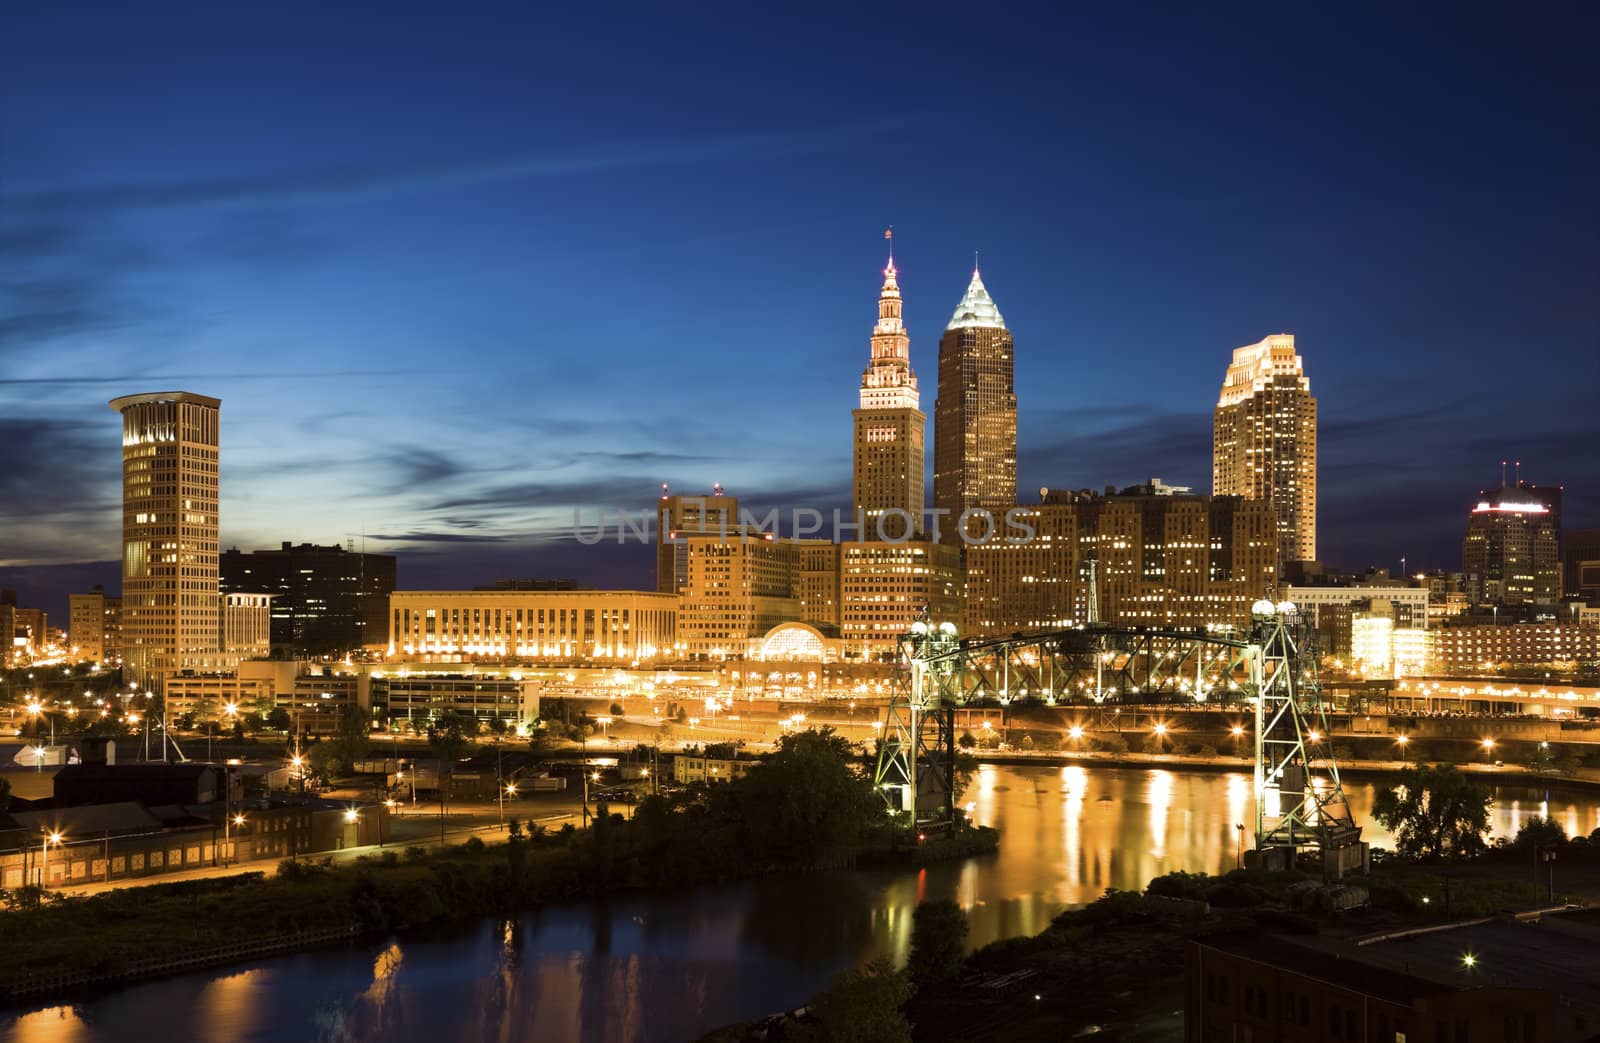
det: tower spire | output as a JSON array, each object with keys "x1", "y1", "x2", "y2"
[{"x1": 885, "y1": 226, "x2": 894, "y2": 269}]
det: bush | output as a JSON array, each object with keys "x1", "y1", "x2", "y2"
[
  {"x1": 464, "y1": 836, "x2": 486, "y2": 853},
  {"x1": 1094, "y1": 733, "x2": 1129, "y2": 754},
  {"x1": 1147, "y1": 870, "x2": 1209, "y2": 900},
  {"x1": 1198, "y1": 744, "x2": 1219, "y2": 758},
  {"x1": 404, "y1": 846, "x2": 429, "y2": 863}
]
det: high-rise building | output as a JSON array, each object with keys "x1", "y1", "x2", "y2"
[
  {"x1": 852, "y1": 243, "x2": 925, "y2": 539},
  {"x1": 933, "y1": 267, "x2": 1016, "y2": 541},
  {"x1": 69, "y1": 586, "x2": 122, "y2": 664},
  {"x1": 796, "y1": 539, "x2": 842, "y2": 630},
  {"x1": 1213, "y1": 334, "x2": 1317, "y2": 566},
  {"x1": 221, "y1": 542, "x2": 397, "y2": 655},
  {"x1": 656, "y1": 486, "x2": 739, "y2": 594},
  {"x1": 110, "y1": 391, "x2": 223, "y2": 686},
  {"x1": 839, "y1": 539, "x2": 962, "y2": 660},
  {"x1": 1461, "y1": 479, "x2": 1562, "y2": 606},
  {"x1": 388, "y1": 590, "x2": 677, "y2": 661},
  {"x1": 963, "y1": 483, "x2": 1278, "y2": 636}
]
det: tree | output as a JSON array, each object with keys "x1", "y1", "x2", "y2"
[
  {"x1": 316, "y1": 707, "x2": 372, "y2": 778},
  {"x1": 906, "y1": 900, "x2": 968, "y2": 992},
  {"x1": 1511, "y1": 816, "x2": 1567, "y2": 852},
  {"x1": 527, "y1": 725, "x2": 556, "y2": 759},
  {"x1": 428, "y1": 712, "x2": 476, "y2": 766},
  {"x1": 266, "y1": 708, "x2": 293, "y2": 733},
  {"x1": 737, "y1": 728, "x2": 880, "y2": 865},
  {"x1": 1372, "y1": 764, "x2": 1492, "y2": 861},
  {"x1": 792, "y1": 960, "x2": 912, "y2": 1043},
  {"x1": 609, "y1": 702, "x2": 625, "y2": 716}
]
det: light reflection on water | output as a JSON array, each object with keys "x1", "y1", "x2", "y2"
[{"x1": 5, "y1": 765, "x2": 1596, "y2": 1043}]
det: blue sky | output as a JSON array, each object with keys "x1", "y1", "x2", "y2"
[{"x1": 2, "y1": 3, "x2": 1597, "y2": 619}]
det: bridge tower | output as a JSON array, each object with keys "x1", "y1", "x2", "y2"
[
  {"x1": 874, "y1": 615, "x2": 960, "y2": 831},
  {"x1": 1246, "y1": 598, "x2": 1366, "y2": 877}
]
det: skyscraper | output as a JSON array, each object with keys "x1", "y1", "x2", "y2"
[
  {"x1": 933, "y1": 267, "x2": 1016, "y2": 541},
  {"x1": 852, "y1": 241, "x2": 925, "y2": 539},
  {"x1": 1461, "y1": 478, "x2": 1562, "y2": 606},
  {"x1": 1213, "y1": 334, "x2": 1317, "y2": 566},
  {"x1": 221, "y1": 542, "x2": 397, "y2": 655},
  {"x1": 110, "y1": 391, "x2": 223, "y2": 685}
]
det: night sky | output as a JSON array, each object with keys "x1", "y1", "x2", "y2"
[{"x1": 3, "y1": 5, "x2": 1597, "y2": 621}]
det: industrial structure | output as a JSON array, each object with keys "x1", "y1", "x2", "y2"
[{"x1": 874, "y1": 601, "x2": 1365, "y2": 876}]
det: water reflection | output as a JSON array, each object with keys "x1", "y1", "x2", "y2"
[{"x1": 7, "y1": 765, "x2": 1598, "y2": 1043}]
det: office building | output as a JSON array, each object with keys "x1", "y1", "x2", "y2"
[
  {"x1": 796, "y1": 539, "x2": 842, "y2": 629},
  {"x1": 1564, "y1": 528, "x2": 1600, "y2": 601},
  {"x1": 852, "y1": 242, "x2": 925, "y2": 538},
  {"x1": 656, "y1": 486, "x2": 740, "y2": 593},
  {"x1": 1429, "y1": 621, "x2": 1600, "y2": 674},
  {"x1": 220, "y1": 592, "x2": 272, "y2": 659},
  {"x1": 109, "y1": 391, "x2": 223, "y2": 686},
  {"x1": 963, "y1": 483, "x2": 1278, "y2": 636},
  {"x1": 221, "y1": 542, "x2": 397, "y2": 656},
  {"x1": 69, "y1": 586, "x2": 122, "y2": 664},
  {"x1": 1462, "y1": 479, "x2": 1562, "y2": 606},
  {"x1": 388, "y1": 589, "x2": 677, "y2": 661},
  {"x1": 1213, "y1": 334, "x2": 1317, "y2": 565},
  {"x1": 839, "y1": 539, "x2": 962, "y2": 660},
  {"x1": 933, "y1": 267, "x2": 1016, "y2": 541}
]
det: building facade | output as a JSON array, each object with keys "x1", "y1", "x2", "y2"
[
  {"x1": 852, "y1": 244, "x2": 925, "y2": 539},
  {"x1": 796, "y1": 539, "x2": 842, "y2": 629},
  {"x1": 221, "y1": 542, "x2": 397, "y2": 655},
  {"x1": 1429, "y1": 622, "x2": 1600, "y2": 674},
  {"x1": 839, "y1": 539, "x2": 962, "y2": 660},
  {"x1": 963, "y1": 484, "x2": 1278, "y2": 636},
  {"x1": 668, "y1": 528, "x2": 800, "y2": 659},
  {"x1": 110, "y1": 391, "x2": 224, "y2": 686},
  {"x1": 1564, "y1": 527, "x2": 1600, "y2": 601},
  {"x1": 1213, "y1": 334, "x2": 1317, "y2": 566},
  {"x1": 69, "y1": 587, "x2": 122, "y2": 664},
  {"x1": 656, "y1": 487, "x2": 739, "y2": 594},
  {"x1": 1462, "y1": 480, "x2": 1562, "y2": 606},
  {"x1": 933, "y1": 268, "x2": 1016, "y2": 542},
  {"x1": 220, "y1": 592, "x2": 272, "y2": 659},
  {"x1": 388, "y1": 589, "x2": 677, "y2": 661}
]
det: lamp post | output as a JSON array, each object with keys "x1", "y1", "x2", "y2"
[
  {"x1": 1395, "y1": 733, "x2": 1410, "y2": 765},
  {"x1": 39, "y1": 830, "x2": 62, "y2": 888},
  {"x1": 1235, "y1": 822, "x2": 1245, "y2": 869},
  {"x1": 382, "y1": 799, "x2": 396, "y2": 848}
]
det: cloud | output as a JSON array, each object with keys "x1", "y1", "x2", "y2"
[
  {"x1": 365, "y1": 531, "x2": 510, "y2": 544},
  {"x1": 3, "y1": 120, "x2": 923, "y2": 216}
]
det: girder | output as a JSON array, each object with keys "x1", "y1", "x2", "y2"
[{"x1": 873, "y1": 607, "x2": 1366, "y2": 876}]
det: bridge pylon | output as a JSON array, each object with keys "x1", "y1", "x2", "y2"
[{"x1": 874, "y1": 614, "x2": 960, "y2": 831}]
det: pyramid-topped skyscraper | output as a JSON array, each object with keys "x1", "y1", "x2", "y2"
[{"x1": 934, "y1": 266, "x2": 1016, "y2": 541}]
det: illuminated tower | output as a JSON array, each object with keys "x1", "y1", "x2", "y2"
[
  {"x1": 1213, "y1": 335, "x2": 1317, "y2": 567},
  {"x1": 1461, "y1": 476, "x2": 1561, "y2": 605},
  {"x1": 110, "y1": 391, "x2": 223, "y2": 686},
  {"x1": 933, "y1": 266, "x2": 1015, "y2": 541},
  {"x1": 852, "y1": 235, "x2": 925, "y2": 539}
]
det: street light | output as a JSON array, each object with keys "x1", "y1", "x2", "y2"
[{"x1": 40, "y1": 830, "x2": 62, "y2": 888}]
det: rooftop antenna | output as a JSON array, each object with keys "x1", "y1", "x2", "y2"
[
  {"x1": 712, "y1": 482, "x2": 723, "y2": 497},
  {"x1": 973, "y1": 249, "x2": 980, "y2": 274},
  {"x1": 1515, "y1": 460, "x2": 1522, "y2": 486},
  {"x1": 660, "y1": 482, "x2": 669, "y2": 501},
  {"x1": 885, "y1": 226, "x2": 894, "y2": 267},
  {"x1": 1500, "y1": 460, "x2": 1507, "y2": 488}
]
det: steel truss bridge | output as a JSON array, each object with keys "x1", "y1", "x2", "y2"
[{"x1": 873, "y1": 604, "x2": 1367, "y2": 875}]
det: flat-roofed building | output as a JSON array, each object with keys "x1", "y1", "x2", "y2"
[
  {"x1": 389, "y1": 589, "x2": 677, "y2": 662},
  {"x1": 69, "y1": 586, "x2": 122, "y2": 664},
  {"x1": 840, "y1": 539, "x2": 962, "y2": 660},
  {"x1": 1429, "y1": 621, "x2": 1600, "y2": 674},
  {"x1": 220, "y1": 592, "x2": 272, "y2": 659},
  {"x1": 964, "y1": 484, "x2": 1277, "y2": 636}
]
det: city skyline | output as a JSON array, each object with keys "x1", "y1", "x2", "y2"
[{"x1": 3, "y1": 6, "x2": 1597, "y2": 620}]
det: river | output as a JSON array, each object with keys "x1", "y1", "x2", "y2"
[{"x1": 6, "y1": 765, "x2": 1598, "y2": 1043}]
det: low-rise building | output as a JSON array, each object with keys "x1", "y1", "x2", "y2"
[
  {"x1": 1429, "y1": 622, "x2": 1600, "y2": 674},
  {"x1": 388, "y1": 589, "x2": 677, "y2": 661},
  {"x1": 672, "y1": 754, "x2": 757, "y2": 785}
]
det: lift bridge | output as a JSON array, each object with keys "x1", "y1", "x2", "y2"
[{"x1": 873, "y1": 600, "x2": 1368, "y2": 877}]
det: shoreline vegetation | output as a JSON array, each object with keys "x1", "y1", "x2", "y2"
[{"x1": 0, "y1": 729, "x2": 994, "y2": 1006}]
